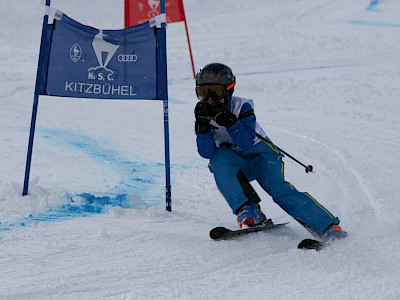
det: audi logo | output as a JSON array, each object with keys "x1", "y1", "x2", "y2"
[{"x1": 118, "y1": 54, "x2": 138, "y2": 62}]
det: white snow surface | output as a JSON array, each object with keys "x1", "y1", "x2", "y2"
[{"x1": 1, "y1": 0, "x2": 400, "y2": 299}]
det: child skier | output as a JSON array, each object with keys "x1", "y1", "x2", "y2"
[{"x1": 194, "y1": 62, "x2": 347, "y2": 242}]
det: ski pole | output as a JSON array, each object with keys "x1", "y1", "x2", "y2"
[
  {"x1": 256, "y1": 134, "x2": 313, "y2": 173},
  {"x1": 275, "y1": 146, "x2": 313, "y2": 173}
]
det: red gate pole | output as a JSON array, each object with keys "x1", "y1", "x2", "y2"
[
  {"x1": 181, "y1": 1, "x2": 195, "y2": 78},
  {"x1": 124, "y1": 0, "x2": 130, "y2": 28}
]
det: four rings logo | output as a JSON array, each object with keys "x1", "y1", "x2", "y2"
[{"x1": 118, "y1": 54, "x2": 138, "y2": 62}]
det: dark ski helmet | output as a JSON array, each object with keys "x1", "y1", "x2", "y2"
[{"x1": 195, "y1": 63, "x2": 236, "y2": 102}]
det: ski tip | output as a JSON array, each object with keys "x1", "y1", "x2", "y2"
[
  {"x1": 298, "y1": 238, "x2": 326, "y2": 251},
  {"x1": 210, "y1": 227, "x2": 230, "y2": 240}
]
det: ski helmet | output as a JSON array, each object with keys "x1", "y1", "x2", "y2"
[{"x1": 195, "y1": 63, "x2": 235, "y2": 101}]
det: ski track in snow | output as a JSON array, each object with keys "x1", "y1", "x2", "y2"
[{"x1": 269, "y1": 125, "x2": 376, "y2": 217}]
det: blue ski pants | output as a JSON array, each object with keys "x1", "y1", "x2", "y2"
[{"x1": 208, "y1": 143, "x2": 339, "y2": 235}]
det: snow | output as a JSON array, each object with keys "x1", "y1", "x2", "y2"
[{"x1": 1, "y1": 0, "x2": 400, "y2": 298}]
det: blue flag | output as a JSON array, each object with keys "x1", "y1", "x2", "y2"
[
  {"x1": 24, "y1": 5, "x2": 170, "y2": 212},
  {"x1": 38, "y1": 8, "x2": 167, "y2": 100}
]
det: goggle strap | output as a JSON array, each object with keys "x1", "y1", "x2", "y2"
[{"x1": 226, "y1": 81, "x2": 235, "y2": 90}]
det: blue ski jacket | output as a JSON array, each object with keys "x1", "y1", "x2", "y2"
[{"x1": 196, "y1": 96, "x2": 269, "y2": 159}]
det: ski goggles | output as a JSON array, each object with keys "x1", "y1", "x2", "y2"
[{"x1": 196, "y1": 80, "x2": 236, "y2": 101}]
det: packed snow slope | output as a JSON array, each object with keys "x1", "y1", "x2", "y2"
[{"x1": 1, "y1": 0, "x2": 400, "y2": 299}]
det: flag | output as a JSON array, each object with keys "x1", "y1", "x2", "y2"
[
  {"x1": 24, "y1": 6, "x2": 171, "y2": 213},
  {"x1": 125, "y1": 0, "x2": 185, "y2": 27},
  {"x1": 39, "y1": 7, "x2": 167, "y2": 100},
  {"x1": 125, "y1": 0, "x2": 195, "y2": 78}
]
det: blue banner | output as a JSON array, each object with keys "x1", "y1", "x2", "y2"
[
  {"x1": 41, "y1": 10, "x2": 166, "y2": 100},
  {"x1": 24, "y1": 5, "x2": 170, "y2": 213}
]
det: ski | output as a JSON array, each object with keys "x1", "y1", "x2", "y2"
[
  {"x1": 209, "y1": 220, "x2": 289, "y2": 241},
  {"x1": 297, "y1": 238, "x2": 327, "y2": 251},
  {"x1": 210, "y1": 221, "x2": 328, "y2": 251}
]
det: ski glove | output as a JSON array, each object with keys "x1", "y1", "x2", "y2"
[
  {"x1": 194, "y1": 101, "x2": 212, "y2": 134},
  {"x1": 209, "y1": 101, "x2": 237, "y2": 128},
  {"x1": 215, "y1": 110, "x2": 237, "y2": 127}
]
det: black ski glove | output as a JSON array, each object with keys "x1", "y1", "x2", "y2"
[
  {"x1": 194, "y1": 101, "x2": 212, "y2": 133},
  {"x1": 209, "y1": 101, "x2": 237, "y2": 127},
  {"x1": 215, "y1": 110, "x2": 237, "y2": 127}
]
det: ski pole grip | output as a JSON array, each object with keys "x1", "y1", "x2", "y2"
[{"x1": 305, "y1": 165, "x2": 313, "y2": 173}]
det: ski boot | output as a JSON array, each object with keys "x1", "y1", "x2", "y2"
[
  {"x1": 236, "y1": 202, "x2": 267, "y2": 229},
  {"x1": 324, "y1": 224, "x2": 348, "y2": 242}
]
